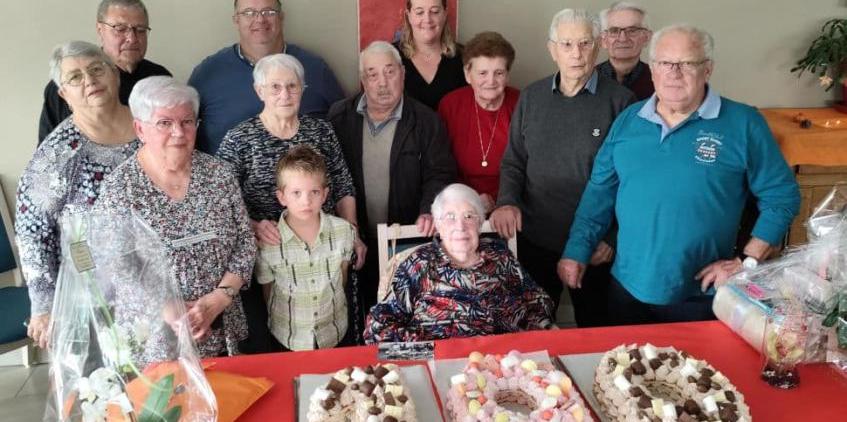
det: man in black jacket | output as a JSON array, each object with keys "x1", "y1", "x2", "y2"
[
  {"x1": 327, "y1": 41, "x2": 456, "y2": 327},
  {"x1": 38, "y1": 0, "x2": 170, "y2": 143}
]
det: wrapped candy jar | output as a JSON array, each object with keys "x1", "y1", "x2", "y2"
[{"x1": 761, "y1": 305, "x2": 808, "y2": 389}]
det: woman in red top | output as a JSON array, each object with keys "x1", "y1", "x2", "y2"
[{"x1": 438, "y1": 31, "x2": 518, "y2": 213}]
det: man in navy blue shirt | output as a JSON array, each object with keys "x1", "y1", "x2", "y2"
[{"x1": 189, "y1": 0, "x2": 344, "y2": 154}]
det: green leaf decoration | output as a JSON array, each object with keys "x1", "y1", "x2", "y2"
[
  {"x1": 138, "y1": 374, "x2": 175, "y2": 422},
  {"x1": 163, "y1": 405, "x2": 182, "y2": 422}
]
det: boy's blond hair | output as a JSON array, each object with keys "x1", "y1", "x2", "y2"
[{"x1": 275, "y1": 145, "x2": 328, "y2": 190}]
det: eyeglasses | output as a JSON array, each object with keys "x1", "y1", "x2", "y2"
[
  {"x1": 652, "y1": 60, "x2": 710, "y2": 74},
  {"x1": 263, "y1": 82, "x2": 304, "y2": 96},
  {"x1": 439, "y1": 211, "x2": 482, "y2": 226},
  {"x1": 150, "y1": 118, "x2": 199, "y2": 134},
  {"x1": 62, "y1": 62, "x2": 110, "y2": 87},
  {"x1": 550, "y1": 38, "x2": 596, "y2": 52},
  {"x1": 604, "y1": 26, "x2": 648, "y2": 38},
  {"x1": 99, "y1": 21, "x2": 151, "y2": 37},
  {"x1": 236, "y1": 8, "x2": 280, "y2": 20}
]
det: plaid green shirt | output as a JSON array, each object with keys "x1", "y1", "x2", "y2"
[{"x1": 256, "y1": 211, "x2": 355, "y2": 350}]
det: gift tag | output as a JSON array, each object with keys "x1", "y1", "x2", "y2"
[{"x1": 70, "y1": 241, "x2": 96, "y2": 273}]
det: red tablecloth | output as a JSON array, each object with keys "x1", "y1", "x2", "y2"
[{"x1": 207, "y1": 321, "x2": 847, "y2": 421}]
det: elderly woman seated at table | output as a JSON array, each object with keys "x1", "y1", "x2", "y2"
[
  {"x1": 96, "y1": 76, "x2": 256, "y2": 357},
  {"x1": 17, "y1": 40, "x2": 140, "y2": 349},
  {"x1": 363, "y1": 184, "x2": 554, "y2": 343},
  {"x1": 437, "y1": 31, "x2": 519, "y2": 213}
]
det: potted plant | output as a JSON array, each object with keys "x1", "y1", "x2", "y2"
[{"x1": 791, "y1": 18, "x2": 847, "y2": 108}]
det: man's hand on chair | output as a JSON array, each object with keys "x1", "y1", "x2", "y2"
[
  {"x1": 490, "y1": 205, "x2": 522, "y2": 239},
  {"x1": 416, "y1": 213, "x2": 436, "y2": 237}
]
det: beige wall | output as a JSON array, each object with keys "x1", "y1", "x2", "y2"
[{"x1": 0, "y1": 0, "x2": 844, "y2": 222}]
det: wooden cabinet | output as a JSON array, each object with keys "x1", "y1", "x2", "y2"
[
  {"x1": 759, "y1": 108, "x2": 847, "y2": 246},
  {"x1": 787, "y1": 165, "x2": 847, "y2": 245}
]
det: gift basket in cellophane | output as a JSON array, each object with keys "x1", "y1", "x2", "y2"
[
  {"x1": 713, "y1": 184, "x2": 847, "y2": 380},
  {"x1": 44, "y1": 210, "x2": 216, "y2": 421}
]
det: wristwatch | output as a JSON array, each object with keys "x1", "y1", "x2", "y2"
[
  {"x1": 216, "y1": 285, "x2": 238, "y2": 299},
  {"x1": 738, "y1": 253, "x2": 759, "y2": 270}
]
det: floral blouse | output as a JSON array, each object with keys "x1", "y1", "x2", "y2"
[
  {"x1": 216, "y1": 115, "x2": 355, "y2": 222},
  {"x1": 15, "y1": 117, "x2": 140, "y2": 315},
  {"x1": 96, "y1": 151, "x2": 256, "y2": 357},
  {"x1": 364, "y1": 238, "x2": 554, "y2": 343}
]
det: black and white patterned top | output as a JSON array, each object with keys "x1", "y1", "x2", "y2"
[
  {"x1": 15, "y1": 117, "x2": 140, "y2": 315},
  {"x1": 95, "y1": 151, "x2": 257, "y2": 357},
  {"x1": 216, "y1": 115, "x2": 355, "y2": 221}
]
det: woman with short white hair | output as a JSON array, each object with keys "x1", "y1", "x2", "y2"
[
  {"x1": 364, "y1": 183, "x2": 554, "y2": 343},
  {"x1": 96, "y1": 76, "x2": 256, "y2": 357},
  {"x1": 217, "y1": 54, "x2": 358, "y2": 249},
  {"x1": 216, "y1": 53, "x2": 363, "y2": 352},
  {"x1": 17, "y1": 40, "x2": 140, "y2": 348}
]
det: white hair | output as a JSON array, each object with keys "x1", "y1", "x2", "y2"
[
  {"x1": 253, "y1": 53, "x2": 305, "y2": 87},
  {"x1": 599, "y1": 1, "x2": 650, "y2": 30},
  {"x1": 128, "y1": 76, "x2": 199, "y2": 122},
  {"x1": 548, "y1": 8, "x2": 601, "y2": 41},
  {"x1": 49, "y1": 41, "x2": 115, "y2": 87},
  {"x1": 649, "y1": 24, "x2": 715, "y2": 62},
  {"x1": 358, "y1": 41, "x2": 403, "y2": 75},
  {"x1": 431, "y1": 183, "x2": 486, "y2": 226}
]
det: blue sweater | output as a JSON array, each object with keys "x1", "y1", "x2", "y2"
[
  {"x1": 564, "y1": 90, "x2": 800, "y2": 305},
  {"x1": 188, "y1": 43, "x2": 344, "y2": 154}
]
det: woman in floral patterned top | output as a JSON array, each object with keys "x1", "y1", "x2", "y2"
[
  {"x1": 96, "y1": 77, "x2": 256, "y2": 357},
  {"x1": 364, "y1": 184, "x2": 554, "y2": 343},
  {"x1": 17, "y1": 41, "x2": 140, "y2": 348}
]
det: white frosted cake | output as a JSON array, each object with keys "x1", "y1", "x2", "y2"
[
  {"x1": 307, "y1": 363, "x2": 417, "y2": 422},
  {"x1": 594, "y1": 344, "x2": 751, "y2": 422},
  {"x1": 447, "y1": 350, "x2": 592, "y2": 421}
]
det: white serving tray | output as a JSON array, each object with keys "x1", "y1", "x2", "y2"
[
  {"x1": 558, "y1": 352, "x2": 609, "y2": 422},
  {"x1": 296, "y1": 364, "x2": 444, "y2": 422}
]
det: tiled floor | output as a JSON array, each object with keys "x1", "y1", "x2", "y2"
[
  {"x1": 0, "y1": 363, "x2": 48, "y2": 422},
  {"x1": 0, "y1": 293, "x2": 576, "y2": 421}
]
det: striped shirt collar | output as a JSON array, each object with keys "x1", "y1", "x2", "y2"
[
  {"x1": 278, "y1": 210, "x2": 330, "y2": 247},
  {"x1": 356, "y1": 94, "x2": 404, "y2": 137}
]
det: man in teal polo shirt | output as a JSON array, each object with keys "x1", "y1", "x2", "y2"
[{"x1": 559, "y1": 24, "x2": 800, "y2": 324}]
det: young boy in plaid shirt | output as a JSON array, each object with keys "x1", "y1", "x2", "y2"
[{"x1": 255, "y1": 146, "x2": 356, "y2": 351}]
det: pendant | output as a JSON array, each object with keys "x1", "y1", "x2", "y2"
[{"x1": 481, "y1": 160, "x2": 489, "y2": 167}]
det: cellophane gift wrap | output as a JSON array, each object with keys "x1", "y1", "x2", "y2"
[
  {"x1": 44, "y1": 210, "x2": 217, "y2": 422},
  {"x1": 713, "y1": 184, "x2": 847, "y2": 376}
]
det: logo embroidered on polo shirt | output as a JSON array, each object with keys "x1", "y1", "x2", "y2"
[
  {"x1": 592, "y1": 128, "x2": 601, "y2": 137},
  {"x1": 693, "y1": 131, "x2": 723, "y2": 164}
]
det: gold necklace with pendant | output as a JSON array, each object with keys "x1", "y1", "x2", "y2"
[{"x1": 474, "y1": 100, "x2": 501, "y2": 168}]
